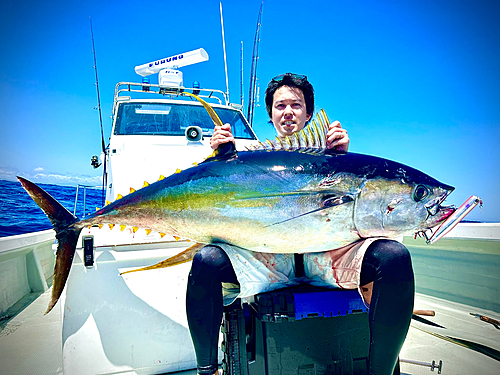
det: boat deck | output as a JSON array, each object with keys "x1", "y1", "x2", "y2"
[{"x1": 1, "y1": 288, "x2": 499, "y2": 375}]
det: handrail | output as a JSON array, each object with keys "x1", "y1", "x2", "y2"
[
  {"x1": 73, "y1": 184, "x2": 102, "y2": 218},
  {"x1": 113, "y1": 82, "x2": 229, "y2": 115}
]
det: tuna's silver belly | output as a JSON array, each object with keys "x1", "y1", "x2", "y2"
[{"x1": 173, "y1": 200, "x2": 360, "y2": 253}]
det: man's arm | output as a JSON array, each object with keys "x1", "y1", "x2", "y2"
[{"x1": 326, "y1": 121, "x2": 349, "y2": 152}]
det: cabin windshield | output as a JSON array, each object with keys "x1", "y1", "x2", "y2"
[{"x1": 113, "y1": 102, "x2": 256, "y2": 139}]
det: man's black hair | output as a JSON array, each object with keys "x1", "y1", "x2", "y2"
[{"x1": 264, "y1": 73, "x2": 315, "y2": 120}]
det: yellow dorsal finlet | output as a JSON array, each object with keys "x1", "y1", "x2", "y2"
[
  {"x1": 158, "y1": 175, "x2": 165, "y2": 180},
  {"x1": 116, "y1": 194, "x2": 123, "y2": 200},
  {"x1": 130, "y1": 187, "x2": 136, "y2": 194},
  {"x1": 143, "y1": 181, "x2": 149, "y2": 188},
  {"x1": 105, "y1": 200, "x2": 111, "y2": 206},
  {"x1": 175, "y1": 169, "x2": 182, "y2": 174},
  {"x1": 244, "y1": 109, "x2": 338, "y2": 155}
]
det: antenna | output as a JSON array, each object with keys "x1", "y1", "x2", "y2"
[
  {"x1": 220, "y1": 2, "x2": 229, "y2": 99},
  {"x1": 247, "y1": 2, "x2": 263, "y2": 127},
  {"x1": 89, "y1": 17, "x2": 106, "y2": 207},
  {"x1": 240, "y1": 41, "x2": 244, "y2": 106}
]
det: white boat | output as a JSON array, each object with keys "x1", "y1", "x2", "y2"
[{"x1": 1, "y1": 48, "x2": 499, "y2": 375}]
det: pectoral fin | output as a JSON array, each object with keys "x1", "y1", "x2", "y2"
[
  {"x1": 266, "y1": 194, "x2": 354, "y2": 227},
  {"x1": 120, "y1": 242, "x2": 205, "y2": 275}
]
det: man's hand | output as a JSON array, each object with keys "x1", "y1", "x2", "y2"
[
  {"x1": 210, "y1": 123, "x2": 235, "y2": 150},
  {"x1": 326, "y1": 121, "x2": 349, "y2": 152}
]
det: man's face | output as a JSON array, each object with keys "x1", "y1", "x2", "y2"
[{"x1": 271, "y1": 86, "x2": 311, "y2": 137}]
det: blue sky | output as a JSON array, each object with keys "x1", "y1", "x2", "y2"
[{"x1": 0, "y1": 0, "x2": 499, "y2": 222}]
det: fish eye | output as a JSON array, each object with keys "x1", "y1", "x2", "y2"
[{"x1": 413, "y1": 185, "x2": 429, "y2": 202}]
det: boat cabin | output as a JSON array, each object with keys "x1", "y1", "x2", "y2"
[{"x1": 105, "y1": 49, "x2": 258, "y2": 203}]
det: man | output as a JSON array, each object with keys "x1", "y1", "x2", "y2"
[
  {"x1": 187, "y1": 73, "x2": 414, "y2": 375},
  {"x1": 210, "y1": 74, "x2": 349, "y2": 151}
]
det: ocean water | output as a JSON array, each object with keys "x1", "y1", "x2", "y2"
[{"x1": 0, "y1": 179, "x2": 103, "y2": 238}]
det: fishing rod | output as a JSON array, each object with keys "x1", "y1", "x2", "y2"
[
  {"x1": 89, "y1": 17, "x2": 107, "y2": 207},
  {"x1": 220, "y1": 2, "x2": 230, "y2": 100},
  {"x1": 247, "y1": 1, "x2": 263, "y2": 127},
  {"x1": 240, "y1": 41, "x2": 244, "y2": 107}
]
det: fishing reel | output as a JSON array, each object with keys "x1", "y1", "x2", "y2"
[{"x1": 91, "y1": 155, "x2": 101, "y2": 169}]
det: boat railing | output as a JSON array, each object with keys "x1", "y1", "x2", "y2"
[
  {"x1": 73, "y1": 184, "x2": 102, "y2": 218},
  {"x1": 113, "y1": 81, "x2": 229, "y2": 113}
]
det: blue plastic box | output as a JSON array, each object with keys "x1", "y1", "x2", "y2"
[
  {"x1": 223, "y1": 286, "x2": 370, "y2": 375},
  {"x1": 250, "y1": 287, "x2": 368, "y2": 322}
]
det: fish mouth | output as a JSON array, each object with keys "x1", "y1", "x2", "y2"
[
  {"x1": 425, "y1": 190, "x2": 453, "y2": 219},
  {"x1": 431, "y1": 204, "x2": 456, "y2": 225},
  {"x1": 415, "y1": 198, "x2": 455, "y2": 242},
  {"x1": 422, "y1": 189, "x2": 456, "y2": 232}
]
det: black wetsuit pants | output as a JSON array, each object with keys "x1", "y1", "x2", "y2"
[{"x1": 186, "y1": 239, "x2": 414, "y2": 375}]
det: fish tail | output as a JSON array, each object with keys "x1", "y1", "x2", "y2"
[{"x1": 17, "y1": 176, "x2": 82, "y2": 314}]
